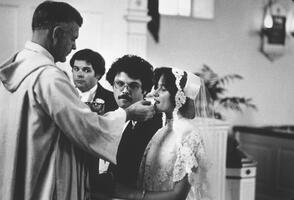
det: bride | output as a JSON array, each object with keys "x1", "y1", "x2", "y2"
[{"x1": 112, "y1": 67, "x2": 213, "y2": 200}]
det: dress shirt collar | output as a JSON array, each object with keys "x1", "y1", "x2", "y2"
[
  {"x1": 77, "y1": 84, "x2": 98, "y2": 102},
  {"x1": 24, "y1": 41, "x2": 55, "y2": 62},
  {"x1": 124, "y1": 120, "x2": 137, "y2": 131}
]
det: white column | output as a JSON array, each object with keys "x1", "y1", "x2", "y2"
[
  {"x1": 125, "y1": 0, "x2": 150, "y2": 58},
  {"x1": 197, "y1": 118, "x2": 230, "y2": 200}
]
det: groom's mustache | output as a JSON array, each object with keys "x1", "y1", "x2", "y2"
[{"x1": 118, "y1": 94, "x2": 132, "y2": 102}]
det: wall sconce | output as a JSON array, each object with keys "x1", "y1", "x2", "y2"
[{"x1": 261, "y1": 0, "x2": 287, "y2": 61}]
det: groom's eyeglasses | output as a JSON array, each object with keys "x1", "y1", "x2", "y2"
[{"x1": 114, "y1": 80, "x2": 141, "y2": 91}]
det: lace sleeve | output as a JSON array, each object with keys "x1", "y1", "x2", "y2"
[{"x1": 173, "y1": 130, "x2": 211, "y2": 199}]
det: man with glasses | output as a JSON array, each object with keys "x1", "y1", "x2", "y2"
[{"x1": 103, "y1": 55, "x2": 162, "y2": 190}]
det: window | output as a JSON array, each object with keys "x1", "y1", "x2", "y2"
[
  {"x1": 159, "y1": 0, "x2": 215, "y2": 19},
  {"x1": 159, "y1": 0, "x2": 191, "y2": 16}
]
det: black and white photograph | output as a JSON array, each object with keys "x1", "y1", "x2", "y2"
[{"x1": 0, "y1": 0, "x2": 294, "y2": 200}]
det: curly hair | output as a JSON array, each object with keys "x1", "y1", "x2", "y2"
[{"x1": 106, "y1": 55, "x2": 154, "y2": 93}]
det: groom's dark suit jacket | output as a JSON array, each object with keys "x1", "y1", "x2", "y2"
[{"x1": 108, "y1": 113, "x2": 162, "y2": 186}]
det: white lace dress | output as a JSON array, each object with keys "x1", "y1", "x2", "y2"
[{"x1": 137, "y1": 117, "x2": 211, "y2": 200}]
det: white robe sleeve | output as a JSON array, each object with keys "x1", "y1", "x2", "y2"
[{"x1": 33, "y1": 66, "x2": 126, "y2": 164}]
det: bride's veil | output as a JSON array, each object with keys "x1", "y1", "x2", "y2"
[
  {"x1": 176, "y1": 69, "x2": 219, "y2": 199},
  {"x1": 192, "y1": 81, "x2": 222, "y2": 200},
  {"x1": 194, "y1": 79, "x2": 214, "y2": 118}
]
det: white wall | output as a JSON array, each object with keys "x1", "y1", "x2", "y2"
[
  {"x1": 147, "y1": 0, "x2": 294, "y2": 126},
  {"x1": 0, "y1": 0, "x2": 129, "y2": 61}
]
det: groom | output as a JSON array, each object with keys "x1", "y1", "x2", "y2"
[{"x1": 106, "y1": 55, "x2": 162, "y2": 187}]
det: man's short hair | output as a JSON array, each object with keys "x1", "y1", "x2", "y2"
[
  {"x1": 70, "y1": 49, "x2": 106, "y2": 76},
  {"x1": 106, "y1": 55, "x2": 154, "y2": 93},
  {"x1": 32, "y1": 1, "x2": 83, "y2": 30}
]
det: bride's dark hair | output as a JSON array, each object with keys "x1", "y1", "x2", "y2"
[{"x1": 154, "y1": 67, "x2": 195, "y2": 119}]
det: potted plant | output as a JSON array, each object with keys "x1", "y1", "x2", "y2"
[
  {"x1": 195, "y1": 65, "x2": 257, "y2": 168},
  {"x1": 195, "y1": 64, "x2": 257, "y2": 120}
]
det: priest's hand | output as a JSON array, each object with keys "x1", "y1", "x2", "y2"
[{"x1": 125, "y1": 100, "x2": 155, "y2": 122}]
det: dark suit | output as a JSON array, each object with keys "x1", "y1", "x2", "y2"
[
  {"x1": 93, "y1": 83, "x2": 118, "y2": 113},
  {"x1": 108, "y1": 113, "x2": 162, "y2": 187},
  {"x1": 87, "y1": 83, "x2": 118, "y2": 192}
]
